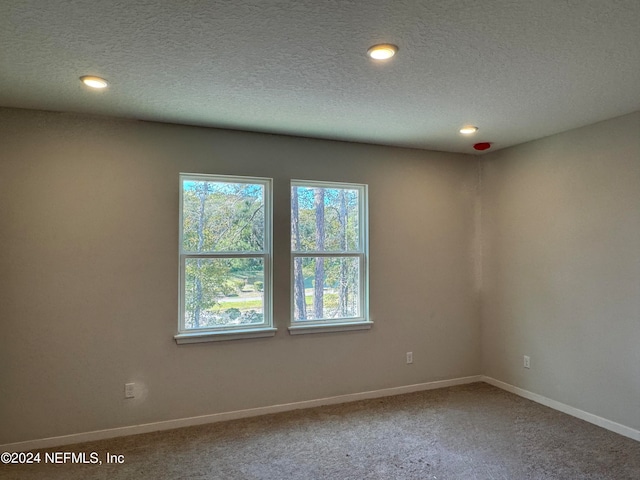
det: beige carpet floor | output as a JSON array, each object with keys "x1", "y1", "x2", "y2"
[{"x1": 2, "y1": 383, "x2": 639, "y2": 479}]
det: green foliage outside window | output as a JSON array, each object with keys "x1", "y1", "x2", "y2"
[{"x1": 182, "y1": 180, "x2": 267, "y2": 330}]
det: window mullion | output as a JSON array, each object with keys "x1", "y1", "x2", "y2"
[
  {"x1": 183, "y1": 252, "x2": 266, "y2": 259},
  {"x1": 291, "y1": 252, "x2": 362, "y2": 258}
]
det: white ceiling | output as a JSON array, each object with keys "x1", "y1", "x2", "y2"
[{"x1": 1, "y1": 0, "x2": 639, "y2": 154}]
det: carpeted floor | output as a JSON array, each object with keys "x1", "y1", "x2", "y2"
[{"x1": 2, "y1": 383, "x2": 639, "y2": 479}]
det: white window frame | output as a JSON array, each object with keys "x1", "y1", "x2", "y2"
[
  {"x1": 289, "y1": 180, "x2": 371, "y2": 335},
  {"x1": 175, "y1": 173, "x2": 275, "y2": 344}
]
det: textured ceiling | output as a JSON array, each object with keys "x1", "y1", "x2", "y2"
[{"x1": 1, "y1": 0, "x2": 639, "y2": 154}]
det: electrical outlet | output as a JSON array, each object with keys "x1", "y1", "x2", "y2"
[
  {"x1": 523, "y1": 355, "x2": 531, "y2": 369},
  {"x1": 406, "y1": 352, "x2": 413, "y2": 364},
  {"x1": 124, "y1": 383, "x2": 135, "y2": 399}
]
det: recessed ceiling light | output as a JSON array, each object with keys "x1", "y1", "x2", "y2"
[
  {"x1": 459, "y1": 126, "x2": 479, "y2": 135},
  {"x1": 367, "y1": 44, "x2": 398, "y2": 60},
  {"x1": 80, "y1": 75, "x2": 109, "y2": 89}
]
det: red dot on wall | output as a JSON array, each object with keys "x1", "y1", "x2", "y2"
[{"x1": 473, "y1": 142, "x2": 492, "y2": 151}]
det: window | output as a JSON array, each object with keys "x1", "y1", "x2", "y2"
[
  {"x1": 290, "y1": 180, "x2": 371, "y2": 334},
  {"x1": 176, "y1": 174, "x2": 274, "y2": 343}
]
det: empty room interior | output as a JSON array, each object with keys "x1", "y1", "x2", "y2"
[{"x1": 1, "y1": 1, "x2": 639, "y2": 479}]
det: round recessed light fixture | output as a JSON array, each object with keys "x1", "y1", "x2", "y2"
[
  {"x1": 367, "y1": 44, "x2": 398, "y2": 60},
  {"x1": 80, "y1": 75, "x2": 109, "y2": 89},
  {"x1": 460, "y1": 126, "x2": 479, "y2": 135}
]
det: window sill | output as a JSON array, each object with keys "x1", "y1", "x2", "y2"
[
  {"x1": 288, "y1": 321, "x2": 373, "y2": 335},
  {"x1": 174, "y1": 327, "x2": 277, "y2": 344}
]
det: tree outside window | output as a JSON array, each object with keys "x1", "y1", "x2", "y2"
[
  {"x1": 178, "y1": 175, "x2": 272, "y2": 335},
  {"x1": 291, "y1": 181, "x2": 368, "y2": 324}
]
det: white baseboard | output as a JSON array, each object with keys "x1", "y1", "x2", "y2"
[
  {"x1": 482, "y1": 376, "x2": 640, "y2": 442},
  {"x1": 2, "y1": 375, "x2": 483, "y2": 452}
]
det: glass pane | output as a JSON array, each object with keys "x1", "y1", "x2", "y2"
[
  {"x1": 183, "y1": 180, "x2": 265, "y2": 253},
  {"x1": 184, "y1": 258, "x2": 265, "y2": 330},
  {"x1": 291, "y1": 185, "x2": 359, "y2": 252},
  {"x1": 293, "y1": 256, "x2": 360, "y2": 321}
]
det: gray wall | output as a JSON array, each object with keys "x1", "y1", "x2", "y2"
[
  {"x1": 481, "y1": 112, "x2": 640, "y2": 430},
  {"x1": 0, "y1": 108, "x2": 481, "y2": 444}
]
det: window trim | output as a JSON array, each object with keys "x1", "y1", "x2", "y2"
[
  {"x1": 176, "y1": 173, "x2": 274, "y2": 343},
  {"x1": 289, "y1": 179, "x2": 370, "y2": 333}
]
